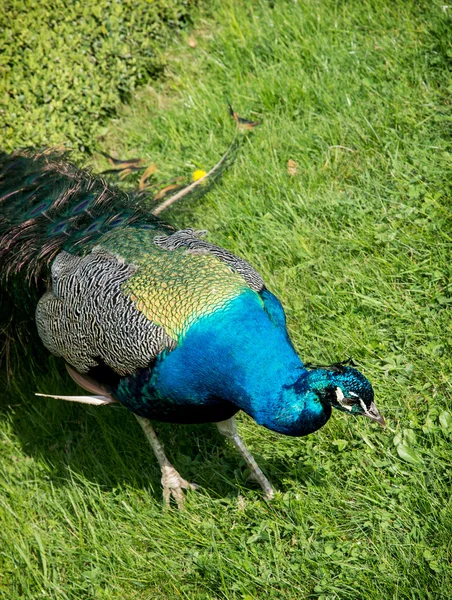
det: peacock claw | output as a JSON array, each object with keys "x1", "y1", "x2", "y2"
[
  {"x1": 263, "y1": 487, "x2": 275, "y2": 501},
  {"x1": 248, "y1": 471, "x2": 275, "y2": 499},
  {"x1": 160, "y1": 465, "x2": 198, "y2": 509}
]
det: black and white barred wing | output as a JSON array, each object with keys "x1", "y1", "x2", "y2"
[{"x1": 36, "y1": 248, "x2": 175, "y2": 376}]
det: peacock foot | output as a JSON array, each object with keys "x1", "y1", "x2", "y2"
[
  {"x1": 247, "y1": 470, "x2": 275, "y2": 500},
  {"x1": 160, "y1": 464, "x2": 198, "y2": 509}
]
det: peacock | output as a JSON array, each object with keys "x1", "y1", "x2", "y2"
[{"x1": 0, "y1": 146, "x2": 385, "y2": 507}]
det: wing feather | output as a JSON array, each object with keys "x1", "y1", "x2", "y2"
[{"x1": 36, "y1": 248, "x2": 175, "y2": 375}]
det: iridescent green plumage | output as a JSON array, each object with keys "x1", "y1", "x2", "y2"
[{"x1": 99, "y1": 227, "x2": 248, "y2": 340}]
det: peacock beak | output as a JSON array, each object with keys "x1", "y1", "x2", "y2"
[{"x1": 363, "y1": 401, "x2": 386, "y2": 427}]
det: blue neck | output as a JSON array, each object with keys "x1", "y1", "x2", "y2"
[{"x1": 151, "y1": 290, "x2": 331, "y2": 436}]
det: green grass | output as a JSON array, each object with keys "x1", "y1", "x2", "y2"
[{"x1": 1, "y1": 0, "x2": 452, "y2": 598}]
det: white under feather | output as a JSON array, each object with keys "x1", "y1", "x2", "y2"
[{"x1": 35, "y1": 393, "x2": 115, "y2": 406}]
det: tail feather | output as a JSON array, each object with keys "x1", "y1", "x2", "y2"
[{"x1": 0, "y1": 149, "x2": 172, "y2": 285}]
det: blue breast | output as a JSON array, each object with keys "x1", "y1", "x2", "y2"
[{"x1": 115, "y1": 288, "x2": 331, "y2": 435}]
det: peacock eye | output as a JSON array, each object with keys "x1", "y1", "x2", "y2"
[
  {"x1": 335, "y1": 387, "x2": 350, "y2": 409},
  {"x1": 341, "y1": 398, "x2": 356, "y2": 407},
  {"x1": 335, "y1": 387, "x2": 360, "y2": 410}
]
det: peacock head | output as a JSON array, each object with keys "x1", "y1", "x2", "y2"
[{"x1": 306, "y1": 362, "x2": 385, "y2": 426}]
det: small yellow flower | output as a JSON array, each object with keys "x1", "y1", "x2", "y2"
[{"x1": 192, "y1": 169, "x2": 207, "y2": 182}]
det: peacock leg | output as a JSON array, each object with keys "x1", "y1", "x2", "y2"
[
  {"x1": 216, "y1": 417, "x2": 275, "y2": 499},
  {"x1": 134, "y1": 415, "x2": 198, "y2": 508}
]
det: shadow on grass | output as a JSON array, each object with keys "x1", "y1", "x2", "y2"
[{"x1": 0, "y1": 356, "x2": 298, "y2": 503}]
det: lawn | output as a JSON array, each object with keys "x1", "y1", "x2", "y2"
[{"x1": 1, "y1": 0, "x2": 451, "y2": 598}]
